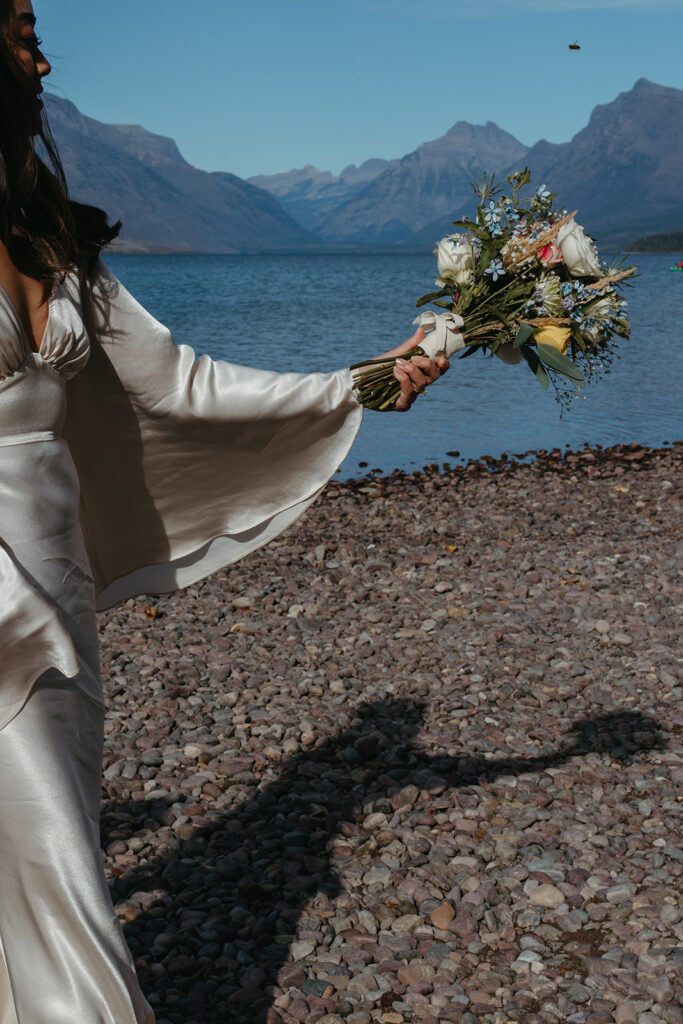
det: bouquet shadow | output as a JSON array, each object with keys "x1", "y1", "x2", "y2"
[{"x1": 101, "y1": 698, "x2": 664, "y2": 1024}]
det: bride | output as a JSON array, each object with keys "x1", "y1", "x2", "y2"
[{"x1": 0, "y1": 1, "x2": 448, "y2": 1020}]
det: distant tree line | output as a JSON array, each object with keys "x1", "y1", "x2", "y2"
[{"x1": 626, "y1": 231, "x2": 683, "y2": 252}]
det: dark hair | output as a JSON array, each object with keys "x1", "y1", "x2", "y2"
[{"x1": 0, "y1": 1, "x2": 120, "y2": 296}]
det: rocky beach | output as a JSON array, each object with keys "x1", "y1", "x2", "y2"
[{"x1": 98, "y1": 442, "x2": 682, "y2": 1024}]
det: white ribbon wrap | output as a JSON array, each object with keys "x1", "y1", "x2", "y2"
[
  {"x1": 413, "y1": 311, "x2": 523, "y2": 365},
  {"x1": 413, "y1": 311, "x2": 466, "y2": 359}
]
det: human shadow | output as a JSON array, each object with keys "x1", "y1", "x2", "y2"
[{"x1": 101, "y1": 700, "x2": 665, "y2": 1024}]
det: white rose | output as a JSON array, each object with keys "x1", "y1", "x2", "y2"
[
  {"x1": 557, "y1": 219, "x2": 602, "y2": 278},
  {"x1": 587, "y1": 297, "x2": 613, "y2": 321},
  {"x1": 434, "y1": 234, "x2": 476, "y2": 287}
]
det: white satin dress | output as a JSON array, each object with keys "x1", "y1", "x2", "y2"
[{"x1": 0, "y1": 262, "x2": 362, "y2": 1023}]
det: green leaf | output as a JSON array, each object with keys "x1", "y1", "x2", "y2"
[
  {"x1": 488, "y1": 305, "x2": 512, "y2": 328},
  {"x1": 536, "y1": 343, "x2": 585, "y2": 383},
  {"x1": 513, "y1": 323, "x2": 535, "y2": 348},
  {"x1": 451, "y1": 221, "x2": 487, "y2": 240},
  {"x1": 459, "y1": 344, "x2": 481, "y2": 359},
  {"x1": 416, "y1": 288, "x2": 448, "y2": 308},
  {"x1": 571, "y1": 326, "x2": 587, "y2": 351},
  {"x1": 522, "y1": 347, "x2": 550, "y2": 390}
]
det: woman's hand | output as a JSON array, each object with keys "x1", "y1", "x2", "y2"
[{"x1": 376, "y1": 326, "x2": 450, "y2": 411}]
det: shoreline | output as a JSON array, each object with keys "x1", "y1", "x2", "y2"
[{"x1": 339, "y1": 439, "x2": 682, "y2": 485}]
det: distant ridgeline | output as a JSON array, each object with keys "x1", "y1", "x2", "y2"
[
  {"x1": 627, "y1": 231, "x2": 683, "y2": 253},
  {"x1": 46, "y1": 78, "x2": 683, "y2": 253}
]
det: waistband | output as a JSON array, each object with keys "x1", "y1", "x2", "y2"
[{"x1": 0, "y1": 431, "x2": 58, "y2": 448}]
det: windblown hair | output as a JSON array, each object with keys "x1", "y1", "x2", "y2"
[{"x1": 0, "y1": 1, "x2": 120, "y2": 296}]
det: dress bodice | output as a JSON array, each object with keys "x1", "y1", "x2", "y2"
[
  {"x1": 0, "y1": 273, "x2": 96, "y2": 730},
  {"x1": 0, "y1": 274, "x2": 90, "y2": 442}
]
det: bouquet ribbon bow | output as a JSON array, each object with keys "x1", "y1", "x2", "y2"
[{"x1": 413, "y1": 311, "x2": 466, "y2": 359}]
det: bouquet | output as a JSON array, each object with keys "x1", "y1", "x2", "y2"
[{"x1": 352, "y1": 169, "x2": 636, "y2": 409}]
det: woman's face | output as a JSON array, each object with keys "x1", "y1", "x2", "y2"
[{"x1": 5, "y1": 0, "x2": 51, "y2": 125}]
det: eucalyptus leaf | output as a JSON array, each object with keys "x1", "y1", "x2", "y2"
[
  {"x1": 523, "y1": 347, "x2": 550, "y2": 390},
  {"x1": 513, "y1": 323, "x2": 535, "y2": 348},
  {"x1": 416, "y1": 288, "x2": 448, "y2": 308},
  {"x1": 536, "y1": 343, "x2": 585, "y2": 383}
]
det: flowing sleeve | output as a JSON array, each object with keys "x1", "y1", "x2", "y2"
[{"x1": 64, "y1": 260, "x2": 362, "y2": 610}]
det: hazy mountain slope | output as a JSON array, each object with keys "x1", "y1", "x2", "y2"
[
  {"x1": 247, "y1": 160, "x2": 391, "y2": 232},
  {"x1": 45, "y1": 96, "x2": 313, "y2": 252},
  {"x1": 312, "y1": 122, "x2": 529, "y2": 243}
]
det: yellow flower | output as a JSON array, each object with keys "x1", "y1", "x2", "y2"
[{"x1": 534, "y1": 324, "x2": 571, "y2": 354}]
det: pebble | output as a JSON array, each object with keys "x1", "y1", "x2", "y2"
[
  {"x1": 615, "y1": 1006, "x2": 638, "y2": 1024},
  {"x1": 429, "y1": 902, "x2": 455, "y2": 930},
  {"x1": 530, "y1": 884, "x2": 565, "y2": 908},
  {"x1": 96, "y1": 443, "x2": 682, "y2": 1024}
]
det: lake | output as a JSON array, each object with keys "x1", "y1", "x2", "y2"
[{"x1": 106, "y1": 252, "x2": 682, "y2": 479}]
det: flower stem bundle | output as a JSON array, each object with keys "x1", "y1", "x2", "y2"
[{"x1": 352, "y1": 168, "x2": 637, "y2": 409}]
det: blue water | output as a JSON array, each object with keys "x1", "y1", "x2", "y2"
[{"x1": 106, "y1": 252, "x2": 682, "y2": 478}]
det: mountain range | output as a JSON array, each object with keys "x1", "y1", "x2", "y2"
[
  {"x1": 247, "y1": 159, "x2": 391, "y2": 233},
  {"x1": 283, "y1": 122, "x2": 529, "y2": 244},
  {"x1": 45, "y1": 79, "x2": 683, "y2": 252}
]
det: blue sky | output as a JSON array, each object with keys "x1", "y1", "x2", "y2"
[{"x1": 37, "y1": 0, "x2": 683, "y2": 180}]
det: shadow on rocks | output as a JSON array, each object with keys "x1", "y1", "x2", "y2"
[{"x1": 101, "y1": 700, "x2": 665, "y2": 1024}]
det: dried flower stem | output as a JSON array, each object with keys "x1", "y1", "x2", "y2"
[
  {"x1": 586, "y1": 267, "x2": 638, "y2": 290},
  {"x1": 502, "y1": 210, "x2": 578, "y2": 270}
]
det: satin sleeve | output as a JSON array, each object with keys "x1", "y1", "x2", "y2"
[{"x1": 64, "y1": 260, "x2": 362, "y2": 610}]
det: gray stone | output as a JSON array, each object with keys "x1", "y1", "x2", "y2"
[{"x1": 566, "y1": 982, "x2": 592, "y2": 1004}]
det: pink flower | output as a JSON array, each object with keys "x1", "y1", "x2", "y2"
[{"x1": 538, "y1": 242, "x2": 564, "y2": 266}]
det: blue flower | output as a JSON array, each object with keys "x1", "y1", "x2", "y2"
[
  {"x1": 483, "y1": 201, "x2": 502, "y2": 228},
  {"x1": 536, "y1": 184, "x2": 551, "y2": 202},
  {"x1": 561, "y1": 282, "x2": 574, "y2": 296},
  {"x1": 485, "y1": 259, "x2": 505, "y2": 282},
  {"x1": 562, "y1": 295, "x2": 575, "y2": 310}
]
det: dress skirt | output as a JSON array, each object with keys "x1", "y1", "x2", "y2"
[
  {"x1": 0, "y1": 668, "x2": 155, "y2": 1024},
  {"x1": 0, "y1": 264, "x2": 362, "y2": 1021}
]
